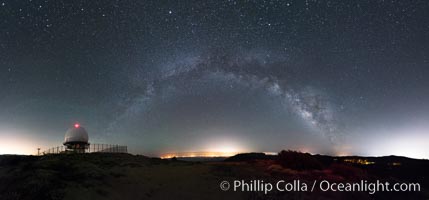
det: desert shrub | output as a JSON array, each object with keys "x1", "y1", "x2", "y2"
[
  {"x1": 276, "y1": 150, "x2": 323, "y2": 171},
  {"x1": 0, "y1": 155, "x2": 37, "y2": 166},
  {"x1": 329, "y1": 163, "x2": 367, "y2": 180},
  {"x1": 225, "y1": 153, "x2": 272, "y2": 162}
]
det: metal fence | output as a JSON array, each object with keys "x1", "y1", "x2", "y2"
[
  {"x1": 89, "y1": 144, "x2": 127, "y2": 153},
  {"x1": 42, "y1": 146, "x2": 66, "y2": 154},
  {"x1": 42, "y1": 143, "x2": 127, "y2": 155}
]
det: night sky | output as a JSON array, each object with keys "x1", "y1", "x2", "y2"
[{"x1": 1, "y1": 0, "x2": 428, "y2": 158}]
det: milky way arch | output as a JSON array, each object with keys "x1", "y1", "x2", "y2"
[{"x1": 106, "y1": 50, "x2": 343, "y2": 144}]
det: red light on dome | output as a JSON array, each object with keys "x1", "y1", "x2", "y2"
[{"x1": 74, "y1": 123, "x2": 80, "y2": 128}]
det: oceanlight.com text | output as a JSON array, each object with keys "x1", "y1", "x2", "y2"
[{"x1": 220, "y1": 180, "x2": 421, "y2": 195}]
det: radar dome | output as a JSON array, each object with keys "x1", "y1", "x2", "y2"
[{"x1": 64, "y1": 124, "x2": 89, "y2": 144}]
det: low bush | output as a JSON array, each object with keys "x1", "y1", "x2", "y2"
[{"x1": 276, "y1": 150, "x2": 323, "y2": 171}]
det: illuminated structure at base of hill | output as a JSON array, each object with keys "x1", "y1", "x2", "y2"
[{"x1": 42, "y1": 123, "x2": 127, "y2": 154}]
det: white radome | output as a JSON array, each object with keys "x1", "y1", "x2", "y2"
[{"x1": 64, "y1": 124, "x2": 89, "y2": 144}]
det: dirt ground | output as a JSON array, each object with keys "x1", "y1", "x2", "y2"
[{"x1": 0, "y1": 153, "x2": 428, "y2": 200}]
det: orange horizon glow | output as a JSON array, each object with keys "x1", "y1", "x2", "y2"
[
  {"x1": 0, "y1": 136, "x2": 41, "y2": 155},
  {"x1": 0, "y1": 127, "x2": 60, "y2": 155},
  {"x1": 159, "y1": 151, "x2": 278, "y2": 159},
  {"x1": 160, "y1": 151, "x2": 242, "y2": 159}
]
